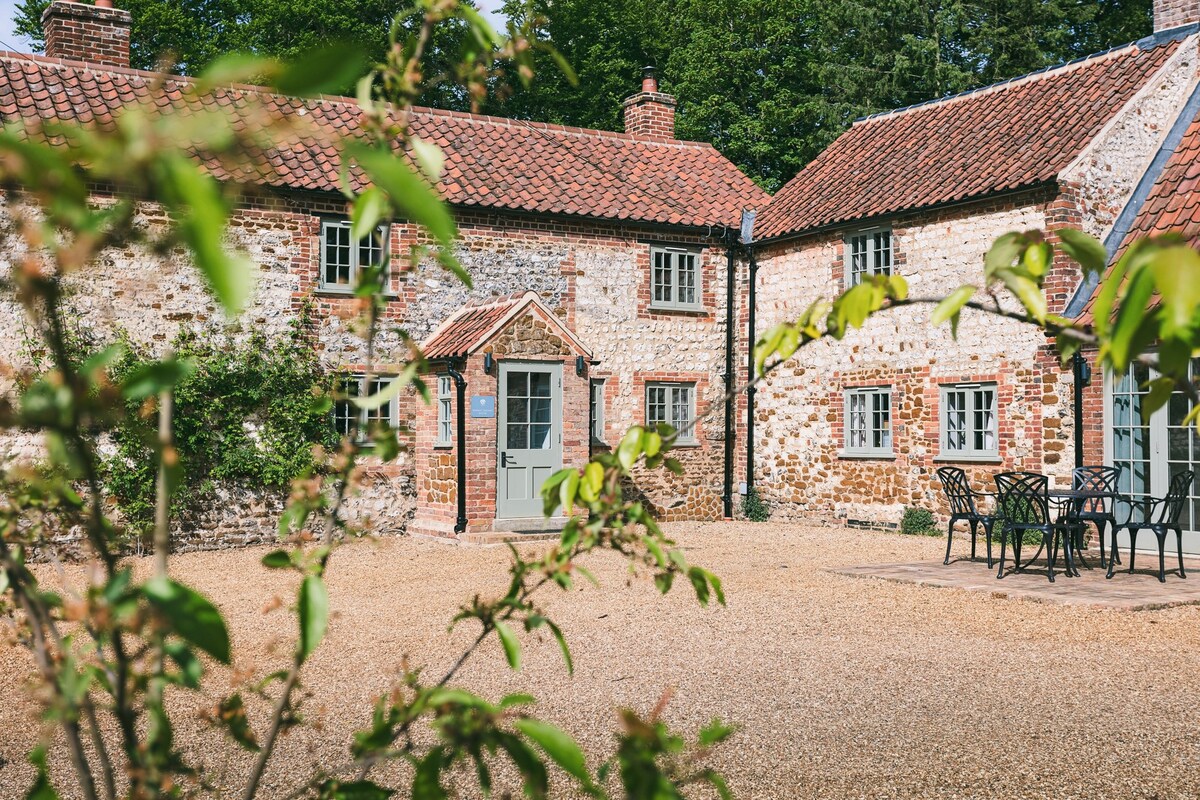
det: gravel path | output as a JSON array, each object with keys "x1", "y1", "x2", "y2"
[{"x1": 2, "y1": 522, "x2": 1199, "y2": 799}]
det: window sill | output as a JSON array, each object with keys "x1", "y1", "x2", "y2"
[
  {"x1": 434, "y1": 443, "x2": 454, "y2": 450},
  {"x1": 647, "y1": 305, "x2": 707, "y2": 316},
  {"x1": 933, "y1": 454, "x2": 1002, "y2": 464},
  {"x1": 316, "y1": 288, "x2": 400, "y2": 300},
  {"x1": 838, "y1": 451, "x2": 895, "y2": 461}
]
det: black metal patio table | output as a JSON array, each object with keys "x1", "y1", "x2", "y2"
[{"x1": 1047, "y1": 488, "x2": 1123, "y2": 575}]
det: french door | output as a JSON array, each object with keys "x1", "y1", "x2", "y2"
[{"x1": 1108, "y1": 362, "x2": 1200, "y2": 554}]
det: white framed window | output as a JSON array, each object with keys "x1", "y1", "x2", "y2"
[
  {"x1": 333, "y1": 374, "x2": 397, "y2": 441},
  {"x1": 650, "y1": 245, "x2": 702, "y2": 311},
  {"x1": 320, "y1": 219, "x2": 389, "y2": 291},
  {"x1": 590, "y1": 379, "x2": 605, "y2": 444},
  {"x1": 940, "y1": 383, "x2": 998, "y2": 459},
  {"x1": 844, "y1": 386, "x2": 892, "y2": 456},
  {"x1": 845, "y1": 228, "x2": 892, "y2": 287},
  {"x1": 436, "y1": 375, "x2": 453, "y2": 447},
  {"x1": 646, "y1": 382, "x2": 696, "y2": 444}
]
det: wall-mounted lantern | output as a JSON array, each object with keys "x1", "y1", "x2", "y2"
[
  {"x1": 575, "y1": 355, "x2": 586, "y2": 376},
  {"x1": 483, "y1": 352, "x2": 494, "y2": 374}
]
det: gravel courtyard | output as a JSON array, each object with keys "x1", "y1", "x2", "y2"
[{"x1": 2, "y1": 522, "x2": 1199, "y2": 799}]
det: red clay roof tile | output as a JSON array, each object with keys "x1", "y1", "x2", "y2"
[
  {"x1": 0, "y1": 52, "x2": 766, "y2": 229},
  {"x1": 755, "y1": 39, "x2": 1182, "y2": 241}
]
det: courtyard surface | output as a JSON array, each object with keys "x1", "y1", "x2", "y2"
[{"x1": 2, "y1": 522, "x2": 1200, "y2": 799}]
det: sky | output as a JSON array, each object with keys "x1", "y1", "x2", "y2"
[{"x1": 0, "y1": 0, "x2": 509, "y2": 54}]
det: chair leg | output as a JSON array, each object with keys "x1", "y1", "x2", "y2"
[
  {"x1": 984, "y1": 520, "x2": 994, "y2": 569},
  {"x1": 1177, "y1": 527, "x2": 1187, "y2": 579},
  {"x1": 1129, "y1": 528, "x2": 1138, "y2": 573},
  {"x1": 1106, "y1": 525, "x2": 1121, "y2": 579},
  {"x1": 1096, "y1": 519, "x2": 1108, "y2": 568},
  {"x1": 1110, "y1": 516, "x2": 1122, "y2": 565},
  {"x1": 969, "y1": 519, "x2": 978, "y2": 561},
  {"x1": 996, "y1": 528, "x2": 1008, "y2": 579},
  {"x1": 1156, "y1": 528, "x2": 1167, "y2": 583},
  {"x1": 1063, "y1": 527, "x2": 1077, "y2": 578},
  {"x1": 944, "y1": 519, "x2": 955, "y2": 565},
  {"x1": 1046, "y1": 531, "x2": 1057, "y2": 583}
]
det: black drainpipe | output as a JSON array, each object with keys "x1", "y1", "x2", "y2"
[
  {"x1": 447, "y1": 360, "x2": 468, "y2": 534},
  {"x1": 1072, "y1": 351, "x2": 1089, "y2": 470},
  {"x1": 745, "y1": 245, "x2": 758, "y2": 496},
  {"x1": 723, "y1": 231, "x2": 736, "y2": 519}
]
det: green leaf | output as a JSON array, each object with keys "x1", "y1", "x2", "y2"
[
  {"x1": 931, "y1": 285, "x2": 976, "y2": 329},
  {"x1": 1150, "y1": 245, "x2": 1200, "y2": 340},
  {"x1": 194, "y1": 53, "x2": 277, "y2": 92},
  {"x1": 351, "y1": 188, "x2": 388, "y2": 244},
  {"x1": 1109, "y1": 266, "x2": 1157, "y2": 369},
  {"x1": 616, "y1": 427, "x2": 643, "y2": 471},
  {"x1": 984, "y1": 232, "x2": 1025, "y2": 279},
  {"x1": 317, "y1": 779, "x2": 395, "y2": 800},
  {"x1": 348, "y1": 143, "x2": 458, "y2": 249},
  {"x1": 410, "y1": 137, "x2": 446, "y2": 183},
  {"x1": 298, "y1": 575, "x2": 329, "y2": 662},
  {"x1": 527, "y1": 615, "x2": 573, "y2": 675},
  {"x1": 1141, "y1": 376, "x2": 1176, "y2": 416},
  {"x1": 24, "y1": 746, "x2": 58, "y2": 800},
  {"x1": 143, "y1": 576, "x2": 231, "y2": 664},
  {"x1": 353, "y1": 377, "x2": 404, "y2": 412},
  {"x1": 157, "y1": 153, "x2": 253, "y2": 314},
  {"x1": 1057, "y1": 228, "x2": 1108, "y2": 276},
  {"x1": 217, "y1": 693, "x2": 259, "y2": 751},
  {"x1": 699, "y1": 718, "x2": 737, "y2": 746},
  {"x1": 122, "y1": 358, "x2": 194, "y2": 401},
  {"x1": 999, "y1": 272, "x2": 1047, "y2": 324},
  {"x1": 261, "y1": 550, "x2": 292, "y2": 569},
  {"x1": 559, "y1": 470, "x2": 580, "y2": 516},
  {"x1": 496, "y1": 620, "x2": 521, "y2": 670},
  {"x1": 163, "y1": 641, "x2": 204, "y2": 689},
  {"x1": 273, "y1": 43, "x2": 366, "y2": 97},
  {"x1": 514, "y1": 718, "x2": 591, "y2": 785}
]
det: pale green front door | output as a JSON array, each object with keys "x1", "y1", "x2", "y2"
[{"x1": 497, "y1": 362, "x2": 562, "y2": 519}]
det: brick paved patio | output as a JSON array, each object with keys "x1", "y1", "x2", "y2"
[{"x1": 832, "y1": 550, "x2": 1200, "y2": 610}]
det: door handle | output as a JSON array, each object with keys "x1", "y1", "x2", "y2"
[{"x1": 501, "y1": 452, "x2": 508, "y2": 467}]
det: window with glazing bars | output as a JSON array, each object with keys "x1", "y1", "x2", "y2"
[
  {"x1": 846, "y1": 228, "x2": 892, "y2": 287},
  {"x1": 646, "y1": 382, "x2": 695, "y2": 443},
  {"x1": 590, "y1": 379, "x2": 605, "y2": 444},
  {"x1": 321, "y1": 220, "x2": 388, "y2": 291},
  {"x1": 650, "y1": 246, "x2": 701, "y2": 310},
  {"x1": 941, "y1": 383, "x2": 998, "y2": 457},
  {"x1": 333, "y1": 374, "x2": 396, "y2": 441},
  {"x1": 845, "y1": 386, "x2": 892, "y2": 455},
  {"x1": 436, "y1": 375, "x2": 453, "y2": 446}
]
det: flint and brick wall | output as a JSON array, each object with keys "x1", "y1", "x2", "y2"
[{"x1": 0, "y1": 188, "x2": 735, "y2": 551}]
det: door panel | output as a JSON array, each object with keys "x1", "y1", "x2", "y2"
[{"x1": 498, "y1": 363, "x2": 562, "y2": 519}]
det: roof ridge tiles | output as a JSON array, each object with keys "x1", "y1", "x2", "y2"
[
  {"x1": 855, "y1": 42, "x2": 1142, "y2": 126},
  {"x1": 0, "y1": 50, "x2": 718, "y2": 149}
]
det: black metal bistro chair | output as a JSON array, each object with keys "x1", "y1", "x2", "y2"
[
  {"x1": 994, "y1": 471, "x2": 1076, "y2": 582},
  {"x1": 937, "y1": 466, "x2": 995, "y2": 567},
  {"x1": 1069, "y1": 465, "x2": 1122, "y2": 568},
  {"x1": 1108, "y1": 469, "x2": 1194, "y2": 583}
]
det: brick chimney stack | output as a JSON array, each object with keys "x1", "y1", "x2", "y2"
[
  {"x1": 1154, "y1": 0, "x2": 1200, "y2": 32},
  {"x1": 42, "y1": 0, "x2": 131, "y2": 69},
  {"x1": 622, "y1": 67, "x2": 677, "y2": 140}
]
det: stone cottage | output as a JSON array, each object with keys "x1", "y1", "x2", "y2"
[
  {"x1": 0, "y1": 1, "x2": 766, "y2": 546},
  {"x1": 746, "y1": 0, "x2": 1200, "y2": 554}
]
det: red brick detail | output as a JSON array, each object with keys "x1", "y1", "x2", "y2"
[
  {"x1": 622, "y1": 90, "x2": 678, "y2": 140},
  {"x1": 756, "y1": 39, "x2": 1181, "y2": 240},
  {"x1": 0, "y1": 53, "x2": 765, "y2": 229},
  {"x1": 42, "y1": 1, "x2": 130, "y2": 69}
]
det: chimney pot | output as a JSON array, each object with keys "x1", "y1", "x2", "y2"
[
  {"x1": 42, "y1": 0, "x2": 132, "y2": 69},
  {"x1": 641, "y1": 66, "x2": 658, "y2": 93}
]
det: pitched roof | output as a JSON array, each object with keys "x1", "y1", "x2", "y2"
[
  {"x1": 755, "y1": 37, "x2": 1183, "y2": 241},
  {"x1": 0, "y1": 52, "x2": 766, "y2": 229},
  {"x1": 422, "y1": 291, "x2": 591, "y2": 360}
]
